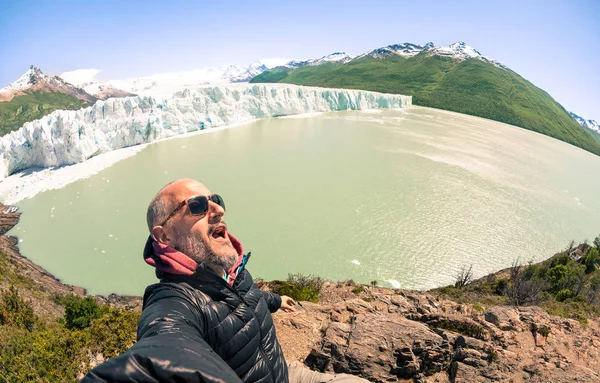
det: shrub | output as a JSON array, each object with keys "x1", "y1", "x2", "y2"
[
  {"x1": 494, "y1": 278, "x2": 508, "y2": 295},
  {"x1": 504, "y1": 260, "x2": 547, "y2": 306},
  {"x1": 454, "y1": 265, "x2": 473, "y2": 288},
  {"x1": 370, "y1": 280, "x2": 378, "y2": 286},
  {"x1": 352, "y1": 285, "x2": 364, "y2": 295},
  {"x1": 431, "y1": 319, "x2": 487, "y2": 340},
  {"x1": 555, "y1": 289, "x2": 573, "y2": 302},
  {"x1": 538, "y1": 326, "x2": 550, "y2": 339},
  {"x1": 272, "y1": 281, "x2": 319, "y2": 303},
  {"x1": 0, "y1": 286, "x2": 37, "y2": 331},
  {"x1": 84, "y1": 308, "x2": 140, "y2": 358},
  {"x1": 584, "y1": 248, "x2": 599, "y2": 274},
  {"x1": 286, "y1": 273, "x2": 324, "y2": 295},
  {"x1": 593, "y1": 234, "x2": 600, "y2": 250},
  {"x1": 0, "y1": 325, "x2": 84, "y2": 382},
  {"x1": 472, "y1": 304, "x2": 484, "y2": 313},
  {"x1": 61, "y1": 295, "x2": 106, "y2": 330}
]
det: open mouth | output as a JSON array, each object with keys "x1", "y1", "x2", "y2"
[{"x1": 211, "y1": 225, "x2": 227, "y2": 241}]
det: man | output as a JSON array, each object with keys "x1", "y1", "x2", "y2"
[{"x1": 83, "y1": 179, "x2": 369, "y2": 383}]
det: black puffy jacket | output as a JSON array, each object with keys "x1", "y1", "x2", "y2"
[{"x1": 82, "y1": 251, "x2": 288, "y2": 382}]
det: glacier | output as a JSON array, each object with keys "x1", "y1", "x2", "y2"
[{"x1": 0, "y1": 84, "x2": 411, "y2": 182}]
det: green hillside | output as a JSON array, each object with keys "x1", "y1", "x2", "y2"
[
  {"x1": 251, "y1": 54, "x2": 600, "y2": 156},
  {"x1": 0, "y1": 92, "x2": 89, "y2": 136}
]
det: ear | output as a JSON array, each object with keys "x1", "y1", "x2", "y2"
[{"x1": 151, "y1": 226, "x2": 172, "y2": 245}]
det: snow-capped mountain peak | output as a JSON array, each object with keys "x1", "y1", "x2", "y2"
[
  {"x1": 245, "y1": 61, "x2": 268, "y2": 75},
  {"x1": 1, "y1": 65, "x2": 99, "y2": 104},
  {"x1": 354, "y1": 41, "x2": 509, "y2": 70},
  {"x1": 4, "y1": 65, "x2": 64, "y2": 91},
  {"x1": 570, "y1": 112, "x2": 600, "y2": 134},
  {"x1": 226, "y1": 61, "x2": 269, "y2": 83},
  {"x1": 428, "y1": 41, "x2": 483, "y2": 60},
  {"x1": 357, "y1": 43, "x2": 427, "y2": 59},
  {"x1": 309, "y1": 52, "x2": 355, "y2": 66}
]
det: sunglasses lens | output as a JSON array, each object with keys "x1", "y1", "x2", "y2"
[
  {"x1": 188, "y1": 196, "x2": 209, "y2": 215},
  {"x1": 210, "y1": 194, "x2": 226, "y2": 211}
]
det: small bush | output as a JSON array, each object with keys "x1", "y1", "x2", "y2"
[
  {"x1": 454, "y1": 265, "x2": 473, "y2": 288},
  {"x1": 584, "y1": 248, "x2": 599, "y2": 274},
  {"x1": 370, "y1": 280, "x2": 378, "y2": 286},
  {"x1": 85, "y1": 308, "x2": 140, "y2": 358},
  {"x1": 352, "y1": 285, "x2": 364, "y2": 295},
  {"x1": 494, "y1": 279, "x2": 508, "y2": 295},
  {"x1": 488, "y1": 349, "x2": 499, "y2": 363},
  {"x1": 286, "y1": 273, "x2": 324, "y2": 295},
  {"x1": 472, "y1": 304, "x2": 484, "y2": 313},
  {"x1": 0, "y1": 325, "x2": 84, "y2": 382},
  {"x1": 431, "y1": 319, "x2": 487, "y2": 340},
  {"x1": 555, "y1": 289, "x2": 573, "y2": 302},
  {"x1": 272, "y1": 281, "x2": 319, "y2": 303},
  {"x1": 538, "y1": 326, "x2": 550, "y2": 339},
  {"x1": 0, "y1": 286, "x2": 37, "y2": 331},
  {"x1": 61, "y1": 295, "x2": 106, "y2": 330}
]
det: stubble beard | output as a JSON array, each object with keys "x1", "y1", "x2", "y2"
[{"x1": 174, "y1": 230, "x2": 238, "y2": 273}]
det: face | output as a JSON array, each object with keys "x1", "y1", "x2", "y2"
[{"x1": 155, "y1": 179, "x2": 238, "y2": 273}]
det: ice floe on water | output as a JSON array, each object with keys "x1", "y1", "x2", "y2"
[
  {"x1": 386, "y1": 279, "x2": 401, "y2": 288},
  {"x1": 351, "y1": 259, "x2": 361, "y2": 265}
]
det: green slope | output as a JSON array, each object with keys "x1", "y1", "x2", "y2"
[
  {"x1": 251, "y1": 54, "x2": 600, "y2": 156},
  {"x1": 0, "y1": 92, "x2": 89, "y2": 136}
]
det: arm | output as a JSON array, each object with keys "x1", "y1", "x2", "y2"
[
  {"x1": 81, "y1": 284, "x2": 242, "y2": 383},
  {"x1": 261, "y1": 290, "x2": 297, "y2": 313},
  {"x1": 261, "y1": 290, "x2": 282, "y2": 313},
  {"x1": 81, "y1": 335, "x2": 242, "y2": 383}
]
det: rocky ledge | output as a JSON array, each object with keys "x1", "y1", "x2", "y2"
[
  {"x1": 1, "y1": 202, "x2": 599, "y2": 382},
  {"x1": 271, "y1": 283, "x2": 600, "y2": 383}
]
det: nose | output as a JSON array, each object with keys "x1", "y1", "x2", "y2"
[{"x1": 207, "y1": 200, "x2": 225, "y2": 223}]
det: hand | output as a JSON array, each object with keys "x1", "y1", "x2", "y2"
[{"x1": 279, "y1": 295, "x2": 298, "y2": 312}]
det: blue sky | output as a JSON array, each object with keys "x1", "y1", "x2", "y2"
[{"x1": 1, "y1": 0, "x2": 599, "y2": 120}]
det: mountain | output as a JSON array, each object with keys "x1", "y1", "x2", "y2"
[
  {"x1": 0, "y1": 66, "x2": 97, "y2": 104},
  {"x1": 251, "y1": 42, "x2": 600, "y2": 156},
  {"x1": 0, "y1": 66, "x2": 101, "y2": 136},
  {"x1": 356, "y1": 42, "x2": 433, "y2": 59},
  {"x1": 570, "y1": 112, "x2": 600, "y2": 134}
]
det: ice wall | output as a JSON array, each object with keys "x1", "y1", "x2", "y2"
[{"x1": 0, "y1": 84, "x2": 411, "y2": 180}]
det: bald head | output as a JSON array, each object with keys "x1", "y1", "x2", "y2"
[{"x1": 146, "y1": 178, "x2": 211, "y2": 232}]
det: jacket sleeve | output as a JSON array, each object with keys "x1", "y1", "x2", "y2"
[
  {"x1": 81, "y1": 284, "x2": 243, "y2": 383},
  {"x1": 261, "y1": 290, "x2": 282, "y2": 313}
]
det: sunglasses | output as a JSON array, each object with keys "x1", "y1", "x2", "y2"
[{"x1": 159, "y1": 194, "x2": 225, "y2": 227}]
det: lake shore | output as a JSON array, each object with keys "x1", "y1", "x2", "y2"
[{"x1": 2, "y1": 201, "x2": 600, "y2": 382}]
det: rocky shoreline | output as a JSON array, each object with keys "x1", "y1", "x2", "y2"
[
  {"x1": 1, "y1": 202, "x2": 600, "y2": 382},
  {"x1": 0, "y1": 203, "x2": 142, "y2": 320}
]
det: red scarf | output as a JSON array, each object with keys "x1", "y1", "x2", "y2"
[{"x1": 144, "y1": 233, "x2": 244, "y2": 286}]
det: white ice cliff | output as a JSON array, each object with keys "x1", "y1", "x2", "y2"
[{"x1": 0, "y1": 84, "x2": 411, "y2": 181}]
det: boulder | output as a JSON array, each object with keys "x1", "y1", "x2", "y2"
[{"x1": 484, "y1": 306, "x2": 521, "y2": 331}]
